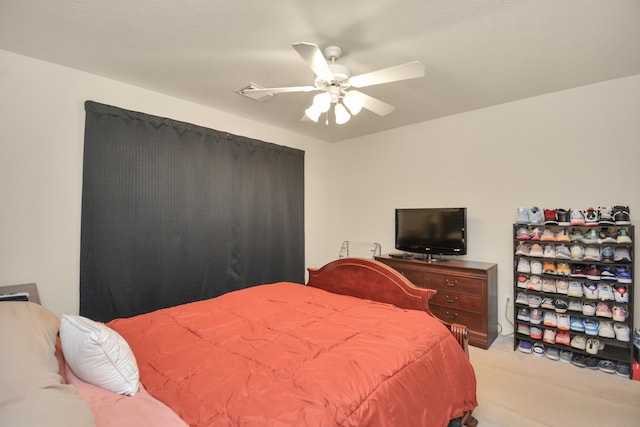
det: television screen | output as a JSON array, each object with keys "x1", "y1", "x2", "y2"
[{"x1": 395, "y1": 208, "x2": 467, "y2": 256}]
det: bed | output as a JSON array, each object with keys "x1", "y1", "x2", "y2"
[{"x1": 0, "y1": 258, "x2": 478, "y2": 427}]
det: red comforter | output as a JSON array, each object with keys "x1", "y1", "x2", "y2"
[{"x1": 109, "y1": 283, "x2": 477, "y2": 426}]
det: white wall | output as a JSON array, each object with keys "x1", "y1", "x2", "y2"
[
  {"x1": 326, "y1": 74, "x2": 640, "y2": 332},
  {"x1": 0, "y1": 49, "x2": 332, "y2": 316},
  {"x1": 2, "y1": 48, "x2": 639, "y2": 330}
]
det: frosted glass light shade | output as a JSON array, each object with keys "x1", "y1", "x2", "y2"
[
  {"x1": 334, "y1": 103, "x2": 351, "y2": 125},
  {"x1": 313, "y1": 92, "x2": 331, "y2": 112},
  {"x1": 343, "y1": 91, "x2": 364, "y2": 115},
  {"x1": 305, "y1": 104, "x2": 322, "y2": 122}
]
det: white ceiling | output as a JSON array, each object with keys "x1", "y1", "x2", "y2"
[{"x1": 1, "y1": 1, "x2": 639, "y2": 142}]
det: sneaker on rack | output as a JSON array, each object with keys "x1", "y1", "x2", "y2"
[
  {"x1": 543, "y1": 209, "x2": 558, "y2": 225},
  {"x1": 546, "y1": 346, "x2": 560, "y2": 361},
  {"x1": 530, "y1": 227, "x2": 543, "y2": 240},
  {"x1": 611, "y1": 305, "x2": 629, "y2": 322},
  {"x1": 599, "y1": 228, "x2": 617, "y2": 243},
  {"x1": 517, "y1": 275, "x2": 529, "y2": 289},
  {"x1": 584, "y1": 318, "x2": 599, "y2": 336},
  {"x1": 528, "y1": 275, "x2": 542, "y2": 291},
  {"x1": 570, "y1": 244, "x2": 585, "y2": 260},
  {"x1": 516, "y1": 207, "x2": 530, "y2": 224},
  {"x1": 595, "y1": 302, "x2": 612, "y2": 318},
  {"x1": 597, "y1": 284, "x2": 615, "y2": 301},
  {"x1": 569, "y1": 228, "x2": 584, "y2": 242},
  {"x1": 616, "y1": 227, "x2": 632, "y2": 244},
  {"x1": 570, "y1": 264, "x2": 586, "y2": 278},
  {"x1": 530, "y1": 326, "x2": 543, "y2": 340},
  {"x1": 585, "y1": 357, "x2": 600, "y2": 370},
  {"x1": 528, "y1": 294, "x2": 542, "y2": 308},
  {"x1": 516, "y1": 258, "x2": 531, "y2": 273},
  {"x1": 530, "y1": 308, "x2": 543, "y2": 325},
  {"x1": 528, "y1": 206, "x2": 544, "y2": 225},
  {"x1": 543, "y1": 328, "x2": 556, "y2": 344},
  {"x1": 614, "y1": 285, "x2": 629, "y2": 303},
  {"x1": 555, "y1": 228, "x2": 571, "y2": 242},
  {"x1": 615, "y1": 266, "x2": 632, "y2": 283},
  {"x1": 585, "y1": 338, "x2": 602, "y2": 355},
  {"x1": 581, "y1": 228, "x2": 600, "y2": 244},
  {"x1": 585, "y1": 265, "x2": 600, "y2": 280},
  {"x1": 516, "y1": 227, "x2": 531, "y2": 240},
  {"x1": 598, "y1": 359, "x2": 616, "y2": 374},
  {"x1": 583, "y1": 245, "x2": 601, "y2": 262},
  {"x1": 568, "y1": 299, "x2": 583, "y2": 312},
  {"x1": 556, "y1": 208, "x2": 571, "y2": 226},
  {"x1": 518, "y1": 339, "x2": 532, "y2": 353},
  {"x1": 556, "y1": 279, "x2": 569, "y2": 294},
  {"x1": 559, "y1": 350, "x2": 573, "y2": 363},
  {"x1": 567, "y1": 281, "x2": 583, "y2": 297},
  {"x1": 583, "y1": 282, "x2": 598, "y2": 299},
  {"x1": 613, "y1": 247, "x2": 632, "y2": 263},
  {"x1": 531, "y1": 260, "x2": 543, "y2": 275},
  {"x1": 540, "y1": 228, "x2": 556, "y2": 241},
  {"x1": 529, "y1": 243, "x2": 544, "y2": 257},
  {"x1": 532, "y1": 342, "x2": 545, "y2": 357},
  {"x1": 571, "y1": 354, "x2": 587, "y2": 368},
  {"x1": 582, "y1": 301, "x2": 597, "y2": 316},
  {"x1": 516, "y1": 292, "x2": 529, "y2": 305},
  {"x1": 598, "y1": 206, "x2": 615, "y2": 225},
  {"x1": 557, "y1": 313, "x2": 570, "y2": 330},
  {"x1": 517, "y1": 323, "x2": 530, "y2": 336},
  {"x1": 542, "y1": 279, "x2": 557, "y2": 293},
  {"x1": 542, "y1": 261, "x2": 556, "y2": 275},
  {"x1": 554, "y1": 299, "x2": 569, "y2": 313},
  {"x1": 612, "y1": 205, "x2": 631, "y2": 225},
  {"x1": 598, "y1": 320, "x2": 615, "y2": 339},
  {"x1": 614, "y1": 323, "x2": 630, "y2": 342},
  {"x1": 571, "y1": 335, "x2": 586, "y2": 350},
  {"x1": 556, "y1": 262, "x2": 571, "y2": 276},
  {"x1": 556, "y1": 331, "x2": 571, "y2": 346},
  {"x1": 616, "y1": 362, "x2": 631, "y2": 377},
  {"x1": 599, "y1": 265, "x2": 617, "y2": 281},
  {"x1": 515, "y1": 243, "x2": 531, "y2": 256},
  {"x1": 543, "y1": 245, "x2": 556, "y2": 258},
  {"x1": 600, "y1": 246, "x2": 615, "y2": 263},
  {"x1": 570, "y1": 316, "x2": 585, "y2": 332},
  {"x1": 570, "y1": 208, "x2": 585, "y2": 226},
  {"x1": 584, "y1": 207, "x2": 599, "y2": 225},
  {"x1": 543, "y1": 311, "x2": 557, "y2": 328},
  {"x1": 554, "y1": 244, "x2": 571, "y2": 260},
  {"x1": 541, "y1": 297, "x2": 555, "y2": 310},
  {"x1": 517, "y1": 307, "x2": 530, "y2": 322}
]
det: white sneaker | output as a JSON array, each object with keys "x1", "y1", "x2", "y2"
[
  {"x1": 530, "y1": 243, "x2": 544, "y2": 257},
  {"x1": 583, "y1": 245, "x2": 601, "y2": 261},
  {"x1": 530, "y1": 260, "x2": 543, "y2": 275},
  {"x1": 570, "y1": 208, "x2": 585, "y2": 225},
  {"x1": 570, "y1": 244, "x2": 585, "y2": 260},
  {"x1": 515, "y1": 243, "x2": 531, "y2": 256},
  {"x1": 599, "y1": 320, "x2": 615, "y2": 338},
  {"x1": 597, "y1": 284, "x2": 615, "y2": 301},
  {"x1": 567, "y1": 281, "x2": 583, "y2": 297},
  {"x1": 612, "y1": 306, "x2": 628, "y2": 322},
  {"x1": 528, "y1": 206, "x2": 544, "y2": 225},
  {"x1": 517, "y1": 206, "x2": 530, "y2": 224},
  {"x1": 543, "y1": 245, "x2": 556, "y2": 258},
  {"x1": 614, "y1": 247, "x2": 632, "y2": 262},
  {"x1": 555, "y1": 244, "x2": 571, "y2": 260},
  {"x1": 614, "y1": 323, "x2": 630, "y2": 342},
  {"x1": 517, "y1": 258, "x2": 530, "y2": 273}
]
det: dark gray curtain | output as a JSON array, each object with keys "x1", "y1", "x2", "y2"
[{"x1": 80, "y1": 101, "x2": 304, "y2": 321}]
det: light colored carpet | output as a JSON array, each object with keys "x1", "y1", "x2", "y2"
[{"x1": 468, "y1": 335, "x2": 640, "y2": 427}]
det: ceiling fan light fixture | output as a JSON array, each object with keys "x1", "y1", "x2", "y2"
[
  {"x1": 305, "y1": 104, "x2": 322, "y2": 122},
  {"x1": 312, "y1": 92, "x2": 332, "y2": 113},
  {"x1": 334, "y1": 103, "x2": 351, "y2": 125},
  {"x1": 343, "y1": 91, "x2": 364, "y2": 115}
]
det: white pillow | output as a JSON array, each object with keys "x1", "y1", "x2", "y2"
[{"x1": 60, "y1": 314, "x2": 139, "y2": 396}]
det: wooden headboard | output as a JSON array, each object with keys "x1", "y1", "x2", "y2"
[
  {"x1": 0, "y1": 283, "x2": 41, "y2": 304},
  {"x1": 307, "y1": 257, "x2": 436, "y2": 312}
]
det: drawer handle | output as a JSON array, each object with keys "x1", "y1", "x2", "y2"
[
  {"x1": 445, "y1": 295, "x2": 458, "y2": 303},
  {"x1": 445, "y1": 311, "x2": 459, "y2": 320},
  {"x1": 445, "y1": 279, "x2": 458, "y2": 287}
]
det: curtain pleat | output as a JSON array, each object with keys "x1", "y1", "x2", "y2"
[{"x1": 80, "y1": 101, "x2": 304, "y2": 321}]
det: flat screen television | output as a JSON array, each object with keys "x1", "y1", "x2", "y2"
[{"x1": 395, "y1": 208, "x2": 467, "y2": 259}]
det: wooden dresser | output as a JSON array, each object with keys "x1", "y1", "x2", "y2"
[{"x1": 376, "y1": 255, "x2": 498, "y2": 349}]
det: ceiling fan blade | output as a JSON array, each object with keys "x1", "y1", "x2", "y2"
[
  {"x1": 351, "y1": 90, "x2": 396, "y2": 116},
  {"x1": 237, "y1": 82, "x2": 318, "y2": 101},
  {"x1": 292, "y1": 42, "x2": 335, "y2": 82},
  {"x1": 349, "y1": 61, "x2": 425, "y2": 88}
]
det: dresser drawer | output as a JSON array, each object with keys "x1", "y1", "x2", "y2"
[
  {"x1": 429, "y1": 273, "x2": 484, "y2": 296},
  {"x1": 392, "y1": 267, "x2": 428, "y2": 287},
  {"x1": 429, "y1": 305, "x2": 486, "y2": 332},
  {"x1": 429, "y1": 290, "x2": 483, "y2": 313}
]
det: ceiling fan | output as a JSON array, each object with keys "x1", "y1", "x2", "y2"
[{"x1": 237, "y1": 42, "x2": 426, "y2": 125}]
